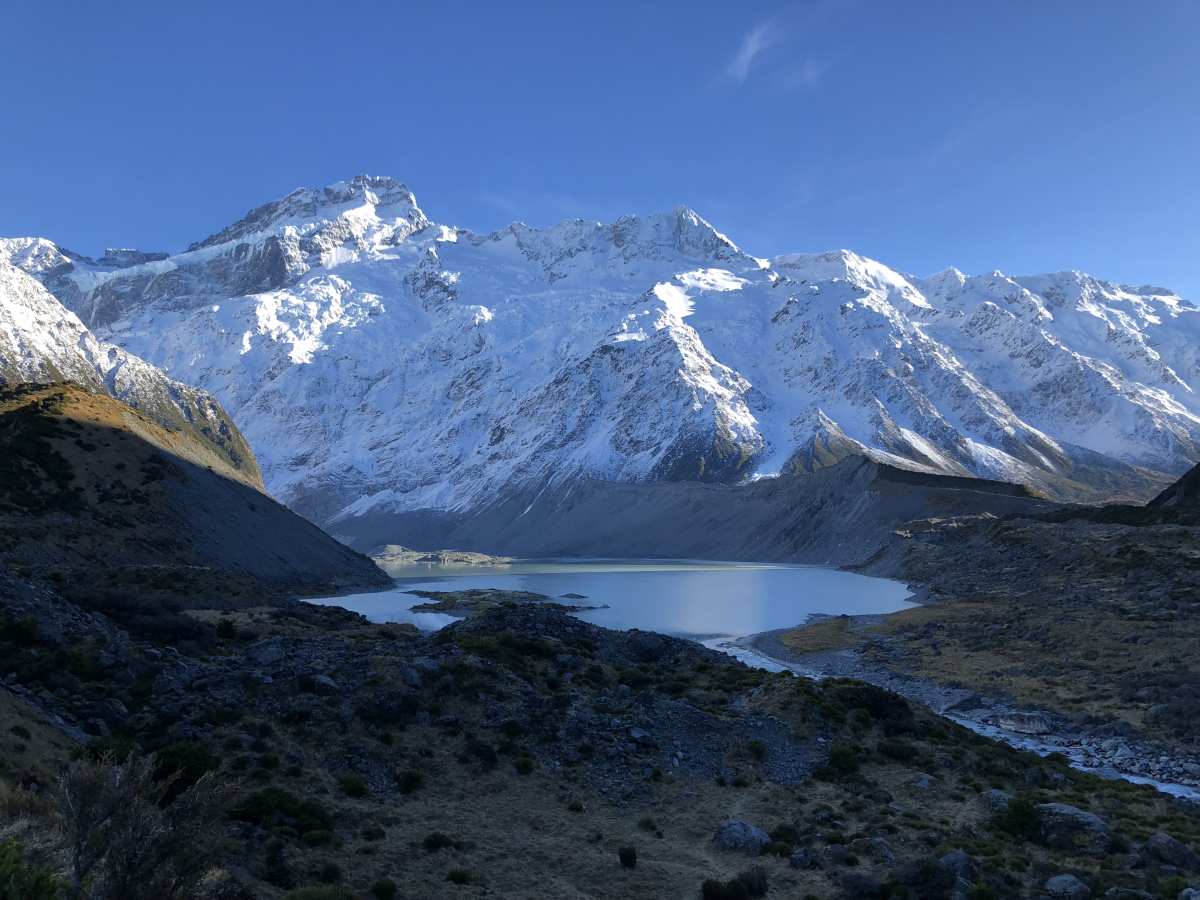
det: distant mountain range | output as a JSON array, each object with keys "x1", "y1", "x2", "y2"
[{"x1": 3, "y1": 175, "x2": 1198, "y2": 548}]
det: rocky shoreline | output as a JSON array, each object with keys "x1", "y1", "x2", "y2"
[
  {"x1": 370, "y1": 545, "x2": 514, "y2": 575},
  {"x1": 740, "y1": 621, "x2": 1200, "y2": 802},
  {"x1": 406, "y1": 587, "x2": 606, "y2": 617}
]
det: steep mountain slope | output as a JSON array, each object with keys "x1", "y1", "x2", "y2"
[
  {"x1": 334, "y1": 455, "x2": 1053, "y2": 563},
  {"x1": 4, "y1": 176, "x2": 1198, "y2": 542},
  {"x1": 0, "y1": 261, "x2": 261, "y2": 488},
  {"x1": 0, "y1": 383, "x2": 388, "y2": 618},
  {"x1": 1149, "y1": 461, "x2": 1200, "y2": 508}
]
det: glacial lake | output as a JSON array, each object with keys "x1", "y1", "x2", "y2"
[{"x1": 310, "y1": 559, "x2": 915, "y2": 643}]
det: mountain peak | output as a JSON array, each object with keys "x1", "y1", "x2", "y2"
[
  {"x1": 606, "y1": 206, "x2": 741, "y2": 260},
  {"x1": 188, "y1": 174, "x2": 428, "y2": 251}
]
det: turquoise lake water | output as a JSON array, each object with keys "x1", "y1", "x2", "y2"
[{"x1": 311, "y1": 559, "x2": 914, "y2": 642}]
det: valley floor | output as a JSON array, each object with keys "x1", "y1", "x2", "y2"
[{"x1": 760, "y1": 506, "x2": 1200, "y2": 796}]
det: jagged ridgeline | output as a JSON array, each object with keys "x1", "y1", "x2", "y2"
[{"x1": 3, "y1": 176, "x2": 1199, "y2": 550}]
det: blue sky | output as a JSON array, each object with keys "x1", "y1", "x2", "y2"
[{"x1": 3, "y1": 1, "x2": 1198, "y2": 294}]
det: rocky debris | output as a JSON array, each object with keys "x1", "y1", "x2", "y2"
[
  {"x1": 849, "y1": 836, "x2": 895, "y2": 863},
  {"x1": 823, "y1": 844, "x2": 851, "y2": 866},
  {"x1": 1045, "y1": 873, "x2": 1091, "y2": 899},
  {"x1": 407, "y1": 588, "x2": 604, "y2": 617},
  {"x1": 938, "y1": 849, "x2": 977, "y2": 881},
  {"x1": 982, "y1": 788, "x2": 1012, "y2": 811},
  {"x1": 712, "y1": 820, "x2": 770, "y2": 853},
  {"x1": 310, "y1": 673, "x2": 338, "y2": 692},
  {"x1": 995, "y1": 712, "x2": 1053, "y2": 735},
  {"x1": 246, "y1": 638, "x2": 288, "y2": 667},
  {"x1": 757, "y1": 608, "x2": 1200, "y2": 793},
  {"x1": 627, "y1": 726, "x2": 656, "y2": 748},
  {"x1": 789, "y1": 847, "x2": 820, "y2": 869},
  {"x1": 370, "y1": 545, "x2": 513, "y2": 571},
  {"x1": 941, "y1": 691, "x2": 984, "y2": 713},
  {"x1": 1038, "y1": 803, "x2": 1109, "y2": 855},
  {"x1": 1177, "y1": 888, "x2": 1200, "y2": 900},
  {"x1": 443, "y1": 605, "x2": 826, "y2": 789},
  {"x1": 1141, "y1": 832, "x2": 1200, "y2": 870}
]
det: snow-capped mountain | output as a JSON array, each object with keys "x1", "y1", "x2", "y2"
[
  {"x1": 4, "y1": 175, "x2": 1198, "y2": 537},
  {"x1": 0, "y1": 261, "x2": 261, "y2": 487}
]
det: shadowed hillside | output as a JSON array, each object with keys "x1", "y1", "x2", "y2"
[
  {"x1": 333, "y1": 455, "x2": 1057, "y2": 564},
  {"x1": 0, "y1": 383, "x2": 388, "y2": 636},
  {"x1": 1150, "y1": 462, "x2": 1200, "y2": 509}
]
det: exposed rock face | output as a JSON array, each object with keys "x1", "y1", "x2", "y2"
[
  {"x1": 1037, "y1": 802, "x2": 1109, "y2": 855},
  {"x1": 4, "y1": 176, "x2": 1199, "y2": 540},
  {"x1": 1045, "y1": 873, "x2": 1091, "y2": 899},
  {"x1": 713, "y1": 820, "x2": 771, "y2": 853},
  {"x1": 1142, "y1": 832, "x2": 1200, "y2": 871}
]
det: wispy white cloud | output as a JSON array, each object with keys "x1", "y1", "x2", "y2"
[{"x1": 725, "y1": 21, "x2": 781, "y2": 85}]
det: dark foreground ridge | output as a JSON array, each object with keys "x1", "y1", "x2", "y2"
[
  {"x1": 0, "y1": 382, "x2": 388, "y2": 633},
  {"x1": 2, "y1": 582, "x2": 1199, "y2": 898},
  {"x1": 1149, "y1": 462, "x2": 1200, "y2": 509}
]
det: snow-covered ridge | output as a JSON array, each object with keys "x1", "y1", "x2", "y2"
[
  {"x1": 0, "y1": 262, "x2": 261, "y2": 487},
  {"x1": 188, "y1": 174, "x2": 428, "y2": 251},
  {"x1": 3, "y1": 176, "x2": 1198, "y2": 527}
]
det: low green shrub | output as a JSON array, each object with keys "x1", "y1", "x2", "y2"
[
  {"x1": 231, "y1": 787, "x2": 333, "y2": 838},
  {"x1": 991, "y1": 796, "x2": 1041, "y2": 841},
  {"x1": 878, "y1": 737, "x2": 919, "y2": 762},
  {"x1": 337, "y1": 773, "x2": 368, "y2": 798},
  {"x1": 701, "y1": 866, "x2": 769, "y2": 899},
  {"x1": 422, "y1": 832, "x2": 456, "y2": 852},
  {"x1": 0, "y1": 839, "x2": 61, "y2": 900},
  {"x1": 396, "y1": 770, "x2": 423, "y2": 794},
  {"x1": 154, "y1": 740, "x2": 220, "y2": 803}
]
